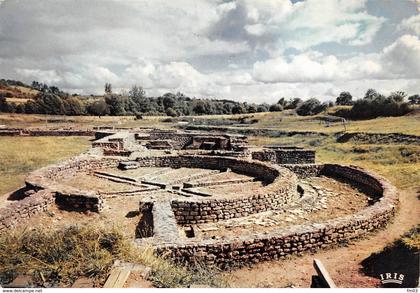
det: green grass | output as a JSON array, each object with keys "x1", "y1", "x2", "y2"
[
  {"x1": 248, "y1": 135, "x2": 420, "y2": 190},
  {"x1": 1, "y1": 112, "x2": 419, "y2": 135},
  {"x1": 246, "y1": 111, "x2": 420, "y2": 135},
  {"x1": 0, "y1": 137, "x2": 91, "y2": 195}
]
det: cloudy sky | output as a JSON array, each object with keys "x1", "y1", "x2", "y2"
[{"x1": 0, "y1": 0, "x2": 419, "y2": 103}]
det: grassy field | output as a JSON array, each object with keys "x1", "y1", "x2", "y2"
[
  {"x1": 1, "y1": 112, "x2": 419, "y2": 135},
  {"x1": 0, "y1": 137, "x2": 91, "y2": 195},
  {"x1": 0, "y1": 112, "x2": 418, "y2": 287},
  {"x1": 0, "y1": 113, "x2": 179, "y2": 129},
  {"x1": 230, "y1": 111, "x2": 420, "y2": 135},
  {"x1": 248, "y1": 135, "x2": 420, "y2": 190}
]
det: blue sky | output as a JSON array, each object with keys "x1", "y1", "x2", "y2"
[{"x1": 0, "y1": 0, "x2": 419, "y2": 103}]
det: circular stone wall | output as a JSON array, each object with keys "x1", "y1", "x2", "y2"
[
  {"x1": 155, "y1": 164, "x2": 399, "y2": 268},
  {"x1": 20, "y1": 154, "x2": 399, "y2": 269}
]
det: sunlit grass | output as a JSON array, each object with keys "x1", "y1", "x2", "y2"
[
  {"x1": 248, "y1": 135, "x2": 420, "y2": 190},
  {"x1": 0, "y1": 225, "x2": 228, "y2": 287},
  {"x1": 0, "y1": 137, "x2": 91, "y2": 195}
]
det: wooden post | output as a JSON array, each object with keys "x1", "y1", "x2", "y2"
[{"x1": 312, "y1": 259, "x2": 337, "y2": 288}]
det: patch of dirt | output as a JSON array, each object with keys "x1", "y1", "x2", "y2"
[
  {"x1": 194, "y1": 176, "x2": 370, "y2": 240},
  {"x1": 224, "y1": 188, "x2": 420, "y2": 288},
  {"x1": 22, "y1": 193, "x2": 149, "y2": 239},
  {"x1": 59, "y1": 173, "x2": 140, "y2": 193},
  {"x1": 124, "y1": 272, "x2": 153, "y2": 288}
]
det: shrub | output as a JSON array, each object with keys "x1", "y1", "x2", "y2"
[
  {"x1": 256, "y1": 104, "x2": 269, "y2": 112},
  {"x1": 165, "y1": 107, "x2": 178, "y2": 117},
  {"x1": 269, "y1": 104, "x2": 283, "y2": 112},
  {"x1": 88, "y1": 100, "x2": 110, "y2": 117},
  {"x1": 134, "y1": 112, "x2": 143, "y2": 120},
  {"x1": 284, "y1": 98, "x2": 302, "y2": 109},
  {"x1": 336, "y1": 91, "x2": 353, "y2": 105},
  {"x1": 408, "y1": 94, "x2": 419, "y2": 105},
  {"x1": 231, "y1": 104, "x2": 245, "y2": 114},
  {"x1": 296, "y1": 98, "x2": 327, "y2": 116}
]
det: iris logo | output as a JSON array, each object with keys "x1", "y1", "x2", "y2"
[{"x1": 379, "y1": 272, "x2": 405, "y2": 285}]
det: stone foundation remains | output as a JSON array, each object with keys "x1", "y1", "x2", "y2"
[{"x1": 0, "y1": 128, "x2": 399, "y2": 270}]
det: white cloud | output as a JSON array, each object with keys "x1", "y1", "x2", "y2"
[
  {"x1": 0, "y1": 0, "x2": 418, "y2": 103},
  {"x1": 381, "y1": 34, "x2": 420, "y2": 78},
  {"x1": 399, "y1": 14, "x2": 420, "y2": 35},
  {"x1": 211, "y1": 0, "x2": 385, "y2": 52},
  {"x1": 252, "y1": 34, "x2": 420, "y2": 83}
]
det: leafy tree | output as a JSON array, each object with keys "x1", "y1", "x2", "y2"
[
  {"x1": 128, "y1": 85, "x2": 146, "y2": 112},
  {"x1": 277, "y1": 97, "x2": 287, "y2": 107},
  {"x1": 34, "y1": 93, "x2": 66, "y2": 114},
  {"x1": 247, "y1": 104, "x2": 257, "y2": 113},
  {"x1": 165, "y1": 107, "x2": 178, "y2": 117},
  {"x1": 269, "y1": 104, "x2": 283, "y2": 112},
  {"x1": 296, "y1": 98, "x2": 327, "y2": 116},
  {"x1": 285, "y1": 98, "x2": 302, "y2": 109},
  {"x1": 408, "y1": 94, "x2": 420, "y2": 105},
  {"x1": 336, "y1": 91, "x2": 353, "y2": 105},
  {"x1": 24, "y1": 100, "x2": 41, "y2": 114},
  {"x1": 232, "y1": 104, "x2": 245, "y2": 114},
  {"x1": 15, "y1": 103, "x2": 25, "y2": 113},
  {"x1": 388, "y1": 91, "x2": 407, "y2": 103},
  {"x1": 105, "y1": 94, "x2": 126, "y2": 115},
  {"x1": 0, "y1": 96, "x2": 8, "y2": 112},
  {"x1": 335, "y1": 90, "x2": 413, "y2": 120},
  {"x1": 88, "y1": 100, "x2": 110, "y2": 117},
  {"x1": 64, "y1": 97, "x2": 85, "y2": 115},
  {"x1": 104, "y1": 83, "x2": 112, "y2": 94},
  {"x1": 162, "y1": 93, "x2": 176, "y2": 110},
  {"x1": 222, "y1": 103, "x2": 233, "y2": 114},
  {"x1": 257, "y1": 104, "x2": 269, "y2": 112},
  {"x1": 193, "y1": 100, "x2": 211, "y2": 115},
  {"x1": 364, "y1": 88, "x2": 379, "y2": 100}
]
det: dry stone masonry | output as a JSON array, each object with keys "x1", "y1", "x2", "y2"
[{"x1": 0, "y1": 127, "x2": 399, "y2": 269}]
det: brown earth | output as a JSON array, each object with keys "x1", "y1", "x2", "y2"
[{"x1": 224, "y1": 188, "x2": 419, "y2": 288}]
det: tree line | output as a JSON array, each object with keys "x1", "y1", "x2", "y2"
[{"x1": 0, "y1": 80, "x2": 418, "y2": 119}]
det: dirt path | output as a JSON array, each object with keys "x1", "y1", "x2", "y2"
[{"x1": 225, "y1": 188, "x2": 419, "y2": 288}]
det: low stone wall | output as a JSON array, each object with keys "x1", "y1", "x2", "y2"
[
  {"x1": 252, "y1": 149, "x2": 315, "y2": 164},
  {"x1": 171, "y1": 190, "x2": 298, "y2": 224},
  {"x1": 132, "y1": 155, "x2": 298, "y2": 224},
  {"x1": 24, "y1": 155, "x2": 118, "y2": 213},
  {"x1": 280, "y1": 164, "x2": 324, "y2": 178},
  {"x1": 0, "y1": 190, "x2": 54, "y2": 232},
  {"x1": 26, "y1": 155, "x2": 119, "y2": 185},
  {"x1": 55, "y1": 192, "x2": 103, "y2": 212},
  {"x1": 0, "y1": 128, "x2": 94, "y2": 137},
  {"x1": 183, "y1": 125, "x2": 329, "y2": 138},
  {"x1": 275, "y1": 149, "x2": 315, "y2": 164},
  {"x1": 336, "y1": 132, "x2": 420, "y2": 145},
  {"x1": 155, "y1": 164, "x2": 399, "y2": 268},
  {"x1": 135, "y1": 155, "x2": 284, "y2": 182}
]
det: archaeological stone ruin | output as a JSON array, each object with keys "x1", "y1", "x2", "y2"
[{"x1": 0, "y1": 127, "x2": 399, "y2": 269}]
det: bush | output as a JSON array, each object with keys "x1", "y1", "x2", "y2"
[
  {"x1": 64, "y1": 97, "x2": 85, "y2": 115},
  {"x1": 165, "y1": 107, "x2": 178, "y2": 117},
  {"x1": 408, "y1": 94, "x2": 419, "y2": 105},
  {"x1": 256, "y1": 104, "x2": 269, "y2": 112},
  {"x1": 269, "y1": 104, "x2": 283, "y2": 112},
  {"x1": 88, "y1": 100, "x2": 110, "y2": 117},
  {"x1": 332, "y1": 89, "x2": 413, "y2": 120},
  {"x1": 296, "y1": 98, "x2": 327, "y2": 116},
  {"x1": 336, "y1": 91, "x2": 353, "y2": 105},
  {"x1": 284, "y1": 98, "x2": 302, "y2": 109}
]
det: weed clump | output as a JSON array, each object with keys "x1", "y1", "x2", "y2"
[{"x1": 0, "y1": 225, "x2": 228, "y2": 288}]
